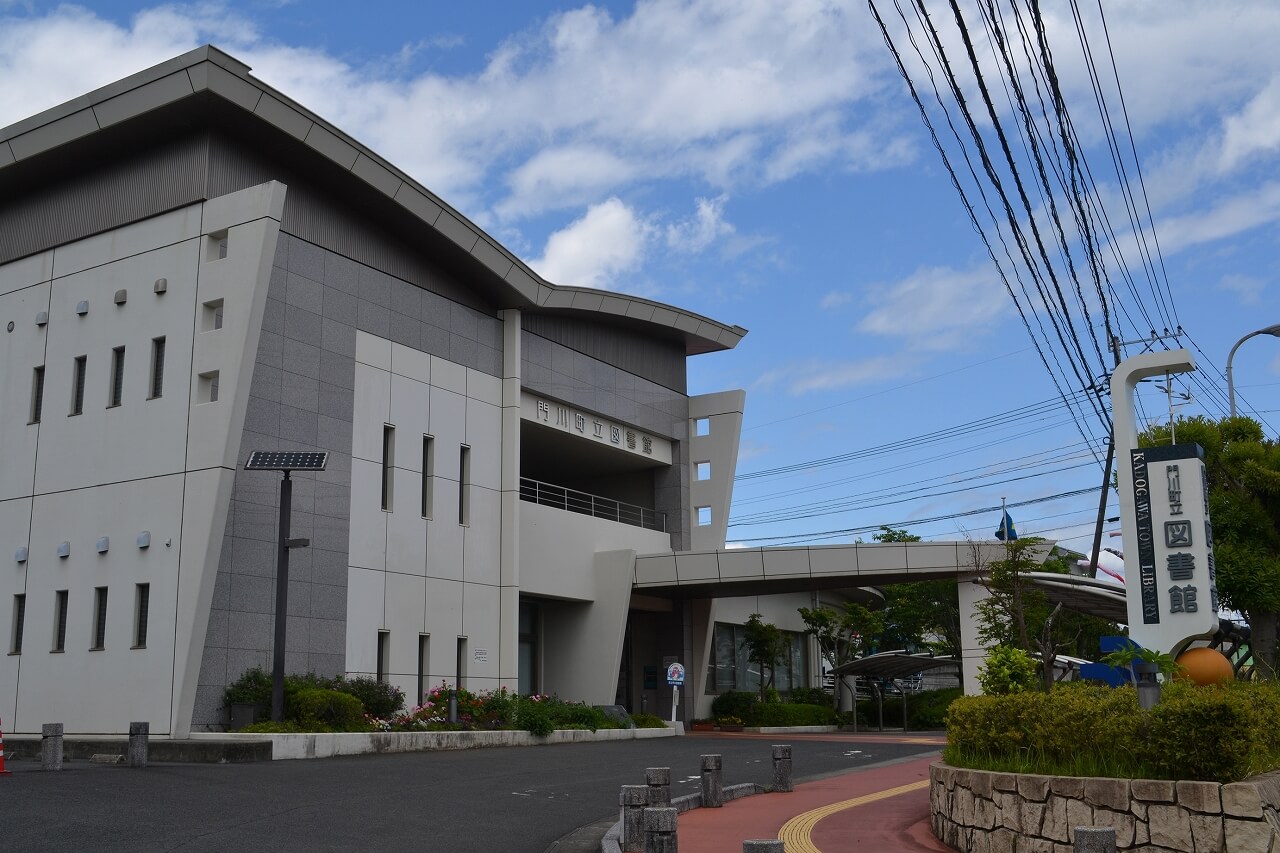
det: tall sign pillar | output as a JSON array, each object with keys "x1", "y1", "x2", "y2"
[{"x1": 1112, "y1": 351, "x2": 1219, "y2": 653}]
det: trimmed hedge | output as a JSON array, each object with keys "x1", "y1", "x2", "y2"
[
  {"x1": 750, "y1": 702, "x2": 838, "y2": 727},
  {"x1": 291, "y1": 688, "x2": 365, "y2": 732},
  {"x1": 944, "y1": 681, "x2": 1280, "y2": 783},
  {"x1": 788, "y1": 687, "x2": 830, "y2": 706},
  {"x1": 854, "y1": 687, "x2": 960, "y2": 729},
  {"x1": 711, "y1": 690, "x2": 758, "y2": 720}
]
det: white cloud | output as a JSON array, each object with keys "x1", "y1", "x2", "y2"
[
  {"x1": 665, "y1": 196, "x2": 734, "y2": 253},
  {"x1": 1217, "y1": 274, "x2": 1266, "y2": 305},
  {"x1": 819, "y1": 291, "x2": 852, "y2": 310},
  {"x1": 754, "y1": 355, "x2": 917, "y2": 395},
  {"x1": 858, "y1": 265, "x2": 1009, "y2": 351},
  {"x1": 1220, "y1": 75, "x2": 1280, "y2": 172},
  {"x1": 529, "y1": 197, "x2": 652, "y2": 288}
]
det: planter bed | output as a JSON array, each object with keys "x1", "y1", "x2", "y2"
[{"x1": 930, "y1": 762, "x2": 1280, "y2": 852}]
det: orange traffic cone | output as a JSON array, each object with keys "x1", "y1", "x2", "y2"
[{"x1": 0, "y1": 715, "x2": 11, "y2": 775}]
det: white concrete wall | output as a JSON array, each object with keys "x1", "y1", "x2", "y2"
[
  {"x1": 688, "y1": 391, "x2": 745, "y2": 551},
  {"x1": 0, "y1": 183, "x2": 285, "y2": 734},
  {"x1": 347, "y1": 331, "x2": 506, "y2": 704}
]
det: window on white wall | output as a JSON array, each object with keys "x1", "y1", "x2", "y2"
[
  {"x1": 458, "y1": 445, "x2": 471, "y2": 526},
  {"x1": 53, "y1": 590, "x2": 68, "y2": 652},
  {"x1": 70, "y1": 356, "x2": 87, "y2": 415},
  {"x1": 695, "y1": 461, "x2": 711, "y2": 480},
  {"x1": 197, "y1": 371, "x2": 220, "y2": 404},
  {"x1": 133, "y1": 583, "x2": 150, "y2": 649},
  {"x1": 695, "y1": 417, "x2": 710, "y2": 436},
  {"x1": 382, "y1": 425, "x2": 395, "y2": 511},
  {"x1": 149, "y1": 337, "x2": 166, "y2": 399},
  {"x1": 108, "y1": 346, "x2": 125, "y2": 408},
  {"x1": 201, "y1": 299, "x2": 225, "y2": 332},
  {"x1": 455, "y1": 636, "x2": 468, "y2": 689},
  {"x1": 421, "y1": 435, "x2": 434, "y2": 518},
  {"x1": 30, "y1": 366, "x2": 44, "y2": 424},
  {"x1": 697, "y1": 506, "x2": 712, "y2": 526},
  {"x1": 377, "y1": 630, "x2": 390, "y2": 684},
  {"x1": 91, "y1": 587, "x2": 108, "y2": 650},
  {"x1": 417, "y1": 634, "x2": 430, "y2": 705},
  {"x1": 10, "y1": 594, "x2": 24, "y2": 655}
]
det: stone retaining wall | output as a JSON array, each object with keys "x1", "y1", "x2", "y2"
[{"x1": 930, "y1": 762, "x2": 1280, "y2": 852}]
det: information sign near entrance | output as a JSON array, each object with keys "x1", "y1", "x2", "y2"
[{"x1": 666, "y1": 662, "x2": 685, "y2": 723}]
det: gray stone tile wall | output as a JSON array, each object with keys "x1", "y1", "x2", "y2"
[{"x1": 191, "y1": 232, "x2": 503, "y2": 730}]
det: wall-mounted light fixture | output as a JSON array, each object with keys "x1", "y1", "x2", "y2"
[
  {"x1": 137, "y1": 531, "x2": 151, "y2": 549},
  {"x1": 15, "y1": 546, "x2": 28, "y2": 564},
  {"x1": 96, "y1": 536, "x2": 110, "y2": 554},
  {"x1": 57, "y1": 541, "x2": 70, "y2": 558}
]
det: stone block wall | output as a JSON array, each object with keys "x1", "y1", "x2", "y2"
[{"x1": 930, "y1": 762, "x2": 1280, "y2": 852}]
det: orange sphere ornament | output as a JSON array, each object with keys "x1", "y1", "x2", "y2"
[{"x1": 1175, "y1": 647, "x2": 1234, "y2": 685}]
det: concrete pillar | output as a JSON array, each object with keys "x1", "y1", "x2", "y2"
[
  {"x1": 743, "y1": 843, "x2": 784, "y2": 852},
  {"x1": 646, "y1": 766, "x2": 672, "y2": 806},
  {"x1": 1073, "y1": 827, "x2": 1118, "y2": 853},
  {"x1": 41, "y1": 723, "x2": 64, "y2": 771},
  {"x1": 620, "y1": 785, "x2": 648, "y2": 852},
  {"x1": 700, "y1": 754, "x2": 723, "y2": 808},
  {"x1": 958, "y1": 577, "x2": 992, "y2": 695},
  {"x1": 643, "y1": 807, "x2": 678, "y2": 853},
  {"x1": 127, "y1": 721, "x2": 149, "y2": 768},
  {"x1": 771, "y1": 745, "x2": 793, "y2": 792}
]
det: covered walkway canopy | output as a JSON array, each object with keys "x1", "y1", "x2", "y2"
[{"x1": 829, "y1": 651, "x2": 960, "y2": 680}]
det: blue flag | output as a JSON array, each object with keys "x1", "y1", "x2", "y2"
[{"x1": 995, "y1": 511, "x2": 1018, "y2": 541}]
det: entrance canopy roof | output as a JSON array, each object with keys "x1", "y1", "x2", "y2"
[
  {"x1": 830, "y1": 651, "x2": 959, "y2": 680},
  {"x1": 1025, "y1": 572, "x2": 1128, "y2": 624}
]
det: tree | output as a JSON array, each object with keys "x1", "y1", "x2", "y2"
[
  {"x1": 798, "y1": 601, "x2": 885, "y2": 708},
  {"x1": 870, "y1": 527, "x2": 963, "y2": 659},
  {"x1": 974, "y1": 537, "x2": 1047, "y2": 653},
  {"x1": 1140, "y1": 415, "x2": 1280, "y2": 678},
  {"x1": 740, "y1": 613, "x2": 787, "y2": 702}
]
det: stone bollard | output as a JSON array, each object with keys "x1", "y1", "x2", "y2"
[
  {"x1": 771, "y1": 744, "x2": 793, "y2": 792},
  {"x1": 127, "y1": 721, "x2": 149, "y2": 769},
  {"x1": 742, "y1": 842, "x2": 784, "y2": 853},
  {"x1": 41, "y1": 723, "x2": 64, "y2": 771},
  {"x1": 646, "y1": 766, "x2": 672, "y2": 806},
  {"x1": 1073, "y1": 827, "x2": 1118, "y2": 853},
  {"x1": 700, "y1": 754, "x2": 724, "y2": 808},
  {"x1": 642, "y1": 807, "x2": 678, "y2": 853},
  {"x1": 620, "y1": 784, "x2": 648, "y2": 852}
]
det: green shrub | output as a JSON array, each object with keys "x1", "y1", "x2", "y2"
[
  {"x1": 238, "y1": 720, "x2": 306, "y2": 733},
  {"x1": 516, "y1": 697, "x2": 555, "y2": 736},
  {"x1": 548, "y1": 702, "x2": 610, "y2": 732},
  {"x1": 749, "y1": 702, "x2": 837, "y2": 727},
  {"x1": 977, "y1": 645, "x2": 1039, "y2": 695},
  {"x1": 224, "y1": 667, "x2": 273, "y2": 712},
  {"x1": 630, "y1": 712, "x2": 668, "y2": 729},
  {"x1": 290, "y1": 688, "x2": 366, "y2": 732},
  {"x1": 944, "y1": 681, "x2": 1280, "y2": 783},
  {"x1": 711, "y1": 691, "x2": 758, "y2": 720},
  {"x1": 788, "y1": 687, "x2": 830, "y2": 706},
  {"x1": 333, "y1": 675, "x2": 404, "y2": 717}
]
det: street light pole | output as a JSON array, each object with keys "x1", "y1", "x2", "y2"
[{"x1": 1227, "y1": 324, "x2": 1280, "y2": 418}]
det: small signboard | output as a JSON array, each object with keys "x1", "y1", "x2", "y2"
[
  {"x1": 666, "y1": 662, "x2": 685, "y2": 686},
  {"x1": 473, "y1": 648, "x2": 488, "y2": 663}
]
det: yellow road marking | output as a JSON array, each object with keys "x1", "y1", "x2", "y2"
[{"x1": 777, "y1": 779, "x2": 930, "y2": 853}]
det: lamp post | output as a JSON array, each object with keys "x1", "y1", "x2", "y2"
[
  {"x1": 244, "y1": 451, "x2": 328, "y2": 722},
  {"x1": 1227, "y1": 324, "x2": 1280, "y2": 418}
]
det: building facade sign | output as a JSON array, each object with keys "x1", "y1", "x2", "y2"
[
  {"x1": 520, "y1": 392, "x2": 672, "y2": 465},
  {"x1": 1126, "y1": 443, "x2": 1219, "y2": 649}
]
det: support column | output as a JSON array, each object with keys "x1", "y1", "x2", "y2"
[
  {"x1": 958, "y1": 578, "x2": 991, "y2": 695},
  {"x1": 498, "y1": 309, "x2": 522, "y2": 694}
]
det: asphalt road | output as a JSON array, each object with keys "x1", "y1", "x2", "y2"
[{"x1": 1, "y1": 734, "x2": 941, "y2": 852}]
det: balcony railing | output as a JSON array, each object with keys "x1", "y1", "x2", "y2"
[{"x1": 519, "y1": 477, "x2": 667, "y2": 533}]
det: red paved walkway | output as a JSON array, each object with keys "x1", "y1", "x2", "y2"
[{"x1": 677, "y1": 752, "x2": 951, "y2": 852}]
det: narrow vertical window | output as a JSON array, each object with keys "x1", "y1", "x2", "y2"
[
  {"x1": 10, "y1": 594, "x2": 24, "y2": 655},
  {"x1": 53, "y1": 590, "x2": 68, "y2": 652},
  {"x1": 108, "y1": 346, "x2": 125, "y2": 407},
  {"x1": 91, "y1": 587, "x2": 108, "y2": 650},
  {"x1": 133, "y1": 583, "x2": 150, "y2": 648},
  {"x1": 149, "y1": 337, "x2": 166, "y2": 399},
  {"x1": 455, "y1": 636, "x2": 467, "y2": 690},
  {"x1": 381, "y1": 425, "x2": 395, "y2": 511},
  {"x1": 458, "y1": 445, "x2": 471, "y2": 525},
  {"x1": 417, "y1": 634, "x2": 430, "y2": 706},
  {"x1": 70, "y1": 356, "x2": 86, "y2": 415},
  {"x1": 30, "y1": 366, "x2": 45, "y2": 424},
  {"x1": 421, "y1": 435, "x2": 434, "y2": 518},
  {"x1": 377, "y1": 630, "x2": 390, "y2": 683}
]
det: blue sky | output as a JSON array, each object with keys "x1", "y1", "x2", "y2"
[{"x1": 3, "y1": 1, "x2": 1278, "y2": 556}]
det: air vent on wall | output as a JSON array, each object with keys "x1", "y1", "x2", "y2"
[
  {"x1": 114, "y1": 289, "x2": 127, "y2": 305},
  {"x1": 154, "y1": 278, "x2": 168, "y2": 294},
  {"x1": 36, "y1": 311, "x2": 48, "y2": 326}
]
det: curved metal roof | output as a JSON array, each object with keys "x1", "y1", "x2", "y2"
[
  {"x1": 1025, "y1": 572, "x2": 1129, "y2": 624},
  {"x1": 0, "y1": 45, "x2": 746, "y2": 356},
  {"x1": 829, "y1": 651, "x2": 959, "y2": 680}
]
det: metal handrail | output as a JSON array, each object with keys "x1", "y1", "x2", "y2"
[{"x1": 519, "y1": 477, "x2": 666, "y2": 532}]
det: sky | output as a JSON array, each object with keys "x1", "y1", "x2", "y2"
[{"x1": 2, "y1": 0, "x2": 1278, "y2": 557}]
